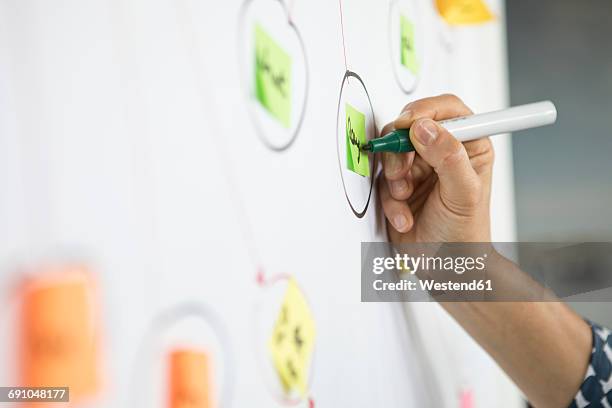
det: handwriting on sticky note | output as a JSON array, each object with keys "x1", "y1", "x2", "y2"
[
  {"x1": 435, "y1": 0, "x2": 494, "y2": 25},
  {"x1": 400, "y1": 15, "x2": 419, "y2": 74},
  {"x1": 254, "y1": 23, "x2": 292, "y2": 128},
  {"x1": 168, "y1": 349, "x2": 213, "y2": 408},
  {"x1": 345, "y1": 103, "x2": 370, "y2": 177},
  {"x1": 268, "y1": 279, "x2": 316, "y2": 397},
  {"x1": 19, "y1": 268, "x2": 99, "y2": 401}
]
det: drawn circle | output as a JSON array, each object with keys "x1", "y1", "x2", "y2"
[
  {"x1": 389, "y1": 0, "x2": 424, "y2": 93},
  {"x1": 336, "y1": 71, "x2": 378, "y2": 218},
  {"x1": 252, "y1": 274, "x2": 315, "y2": 404},
  {"x1": 131, "y1": 303, "x2": 233, "y2": 408},
  {"x1": 238, "y1": 0, "x2": 309, "y2": 152}
]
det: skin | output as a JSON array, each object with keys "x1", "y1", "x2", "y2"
[{"x1": 378, "y1": 94, "x2": 592, "y2": 408}]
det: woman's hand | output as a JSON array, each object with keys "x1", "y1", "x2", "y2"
[
  {"x1": 378, "y1": 97, "x2": 592, "y2": 408},
  {"x1": 378, "y1": 94, "x2": 494, "y2": 243}
]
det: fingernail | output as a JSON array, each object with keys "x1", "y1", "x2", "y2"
[
  {"x1": 393, "y1": 214, "x2": 408, "y2": 231},
  {"x1": 415, "y1": 119, "x2": 438, "y2": 146},
  {"x1": 384, "y1": 152, "x2": 402, "y2": 175},
  {"x1": 390, "y1": 179, "x2": 408, "y2": 195},
  {"x1": 396, "y1": 109, "x2": 412, "y2": 121}
]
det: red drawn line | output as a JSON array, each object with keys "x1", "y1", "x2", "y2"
[
  {"x1": 338, "y1": 0, "x2": 349, "y2": 71},
  {"x1": 256, "y1": 268, "x2": 292, "y2": 286}
]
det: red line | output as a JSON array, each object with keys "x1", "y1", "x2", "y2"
[
  {"x1": 338, "y1": 0, "x2": 348, "y2": 71},
  {"x1": 256, "y1": 268, "x2": 293, "y2": 287}
]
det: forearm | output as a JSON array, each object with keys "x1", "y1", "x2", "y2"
[{"x1": 439, "y1": 255, "x2": 591, "y2": 408}]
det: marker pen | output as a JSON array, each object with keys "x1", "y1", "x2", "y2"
[{"x1": 361, "y1": 101, "x2": 557, "y2": 153}]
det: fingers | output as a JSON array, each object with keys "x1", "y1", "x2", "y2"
[
  {"x1": 379, "y1": 174, "x2": 414, "y2": 233},
  {"x1": 393, "y1": 93, "x2": 493, "y2": 171},
  {"x1": 411, "y1": 155, "x2": 434, "y2": 184},
  {"x1": 394, "y1": 94, "x2": 473, "y2": 129},
  {"x1": 387, "y1": 170, "x2": 414, "y2": 201},
  {"x1": 463, "y1": 137, "x2": 495, "y2": 175},
  {"x1": 409, "y1": 118, "x2": 482, "y2": 215},
  {"x1": 385, "y1": 93, "x2": 470, "y2": 187},
  {"x1": 383, "y1": 151, "x2": 413, "y2": 181},
  {"x1": 380, "y1": 122, "x2": 414, "y2": 182},
  {"x1": 407, "y1": 172, "x2": 437, "y2": 213},
  {"x1": 380, "y1": 94, "x2": 492, "y2": 222}
]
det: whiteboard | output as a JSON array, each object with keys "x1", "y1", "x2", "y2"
[{"x1": 0, "y1": 0, "x2": 522, "y2": 406}]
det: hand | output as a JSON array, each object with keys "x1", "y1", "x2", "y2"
[{"x1": 378, "y1": 94, "x2": 494, "y2": 243}]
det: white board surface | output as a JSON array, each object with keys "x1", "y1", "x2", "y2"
[{"x1": 0, "y1": 0, "x2": 522, "y2": 406}]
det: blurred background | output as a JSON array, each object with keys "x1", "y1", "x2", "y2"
[{"x1": 507, "y1": 0, "x2": 612, "y2": 326}]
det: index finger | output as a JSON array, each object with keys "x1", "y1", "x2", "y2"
[{"x1": 394, "y1": 94, "x2": 473, "y2": 129}]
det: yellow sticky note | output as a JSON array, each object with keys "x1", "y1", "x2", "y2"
[
  {"x1": 167, "y1": 349, "x2": 214, "y2": 408},
  {"x1": 18, "y1": 266, "x2": 100, "y2": 402},
  {"x1": 435, "y1": 0, "x2": 494, "y2": 25},
  {"x1": 268, "y1": 279, "x2": 316, "y2": 397},
  {"x1": 399, "y1": 259, "x2": 412, "y2": 273}
]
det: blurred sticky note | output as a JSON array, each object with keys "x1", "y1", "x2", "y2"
[
  {"x1": 460, "y1": 389, "x2": 475, "y2": 408},
  {"x1": 345, "y1": 103, "x2": 370, "y2": 177},
  {"x1": 254, "y1": 23, "x2": 292, "y2": 128},
  {"x1": 435, "y1": 0, "x2": 494, "y2": 25},
  {"x1": 167, "y1": 349, "x2": 213, "y2": 408},
  {"x1": 399, "y1": 259, "x2": 412, "y2": 273},
  {"x1": 19, "y1": 267, "x2": 99, "y2": 401},
  {"x1": 400, "y1": 15, "x2": 419, "y2": 74},
  {"x1": 268, "y1": 279, "x2": 316, "y2": 397}
]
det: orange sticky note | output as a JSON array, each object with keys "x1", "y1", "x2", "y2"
[
  {"x1": 435, "y1": 0, "x2": 494, "y2": 25},
  {"x1": 18, "y1": 266, "x2": 100, "y2": 401},
  {"x1": 167, "y1": 349, "x2": 214, "y2": 408}
]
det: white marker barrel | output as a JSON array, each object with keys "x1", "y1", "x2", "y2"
[{"x1": 439, "y1": 101, "x2": 557, "y2": 142}]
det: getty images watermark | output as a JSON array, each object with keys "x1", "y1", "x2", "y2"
[{"x1": 361, "y1": 242, "x2": 612, "y2": 302}]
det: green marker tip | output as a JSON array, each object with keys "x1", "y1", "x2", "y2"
[{"x1": 361, "y1": 143, "x2": 372, "y2": 152}]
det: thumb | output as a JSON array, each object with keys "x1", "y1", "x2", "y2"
[{"x1": 409, "y1": 118, "x2": 482, "y2": 214}]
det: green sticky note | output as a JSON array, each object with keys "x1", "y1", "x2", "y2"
[
  {"x1": 254, "y1": 23, "x2": 292, "y2": 128},
  {"x1": 345, "y1": 103, "x2": 370, "y2": 177},
  {"x1": 400, "y1": 15, "x2": 419, "y2": 74}
]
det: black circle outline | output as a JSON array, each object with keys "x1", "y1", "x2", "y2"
[
  {"x1": 336, "y1": 70, "x2": 378, "y2": 219},
  {"x1": 388, "y1": 0, "x2": 422, "y2": 94},
  {"x1": 130, "y1": 302, "x2": 234, "y2": 408},
  {"x1": 238, "y1": 0, "x2": 309, "y2": 152},
  {"x1": 336, "y1": 69, "x2": 378, "y2": 218}
]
